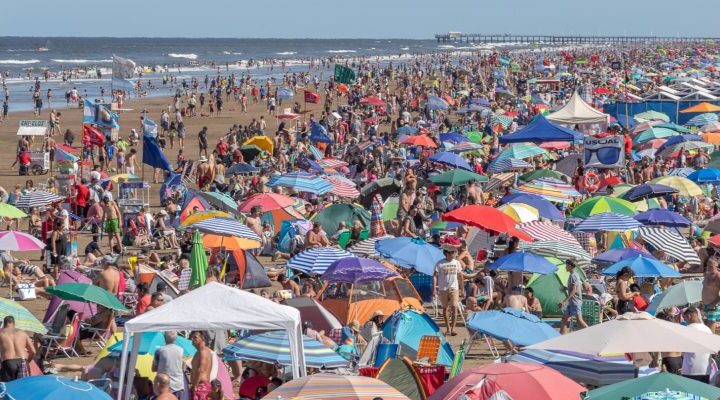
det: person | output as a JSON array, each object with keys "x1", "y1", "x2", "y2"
[
  {"x1": 152, "y1": 331, "x2": 185, "y2": 399},
  {"x1": 153, "y1": 373, "x2": 178, "y2": 400},
  {"x1": 0, "y1": 316, "x2": 34, "y2": 381},
  {"x1": 190, "y1": 330, "x2": 213, "y2": 400},
  {"x1": 95, "y1": 256, "x2": 120, "y2": 296},
  {"x1": 48, "y1": 220, "x2": 66, "y2": 278},
  {"x1": 504, "y1": 286, "x2": 528, "y2": 311},
  {"x1": 198, "y1": 126, "x2": 209, "y2": 158},
  {"x1": 526, "y1": 287, "x2": 543, "y2": 318},
  {"x1": 682, "y1": 306, "x2": 714, "y2": 383},
  {"x1": 559, "y1": 260, "x2": 587, "y2": 334},
  {"x1": 208, "y1": 379, "x2": 226, "y2": 400},
  {"x1": 433, "y1": 245, "x2": 463, "y2": 336},
  {"x1": 360, "y1": 310, "x2": 384, "y2": 343},
  {"x1": 630, "y1": 283, "x2": 649, "y2": 312},
  {"x1": 155, "y1": 282, "x2": 174, "y2": 303},
  {"x1": 702, "y1": 257, "x2": 720, "y2": 332},
  {"x1": 278, "y1": 274, "x2": 301, "y2": 297},
  {"x1": 136, "y1": 283, "x2": 151, "y2": 315},
  {"x1": 102, "y1": 195, "x2": 123, "y2": 252},
  {"x1": 615, "y1": 266, "x2": 635, "y2": 315},
  {"x1": 305, "y1": 222, "x2": 330, "y2": 248}
]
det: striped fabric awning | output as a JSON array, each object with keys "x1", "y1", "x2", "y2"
[
  {"x1": 189, "y1": 217, "x2": 261, "y2": 242},
  {"x1": 518, "y1": 240, "x2": 592, "y2": 266},
  {"x1": 323, "y1": 176, "x2": 360, "y2": 199},
  {"x1": 222, "y1": 331, "x2": 347, "y2": 369},
  {"x1": 485, "y1": 172, "x2": 517, "y2": 192},
  {"x1": 14, "y1": 191, "x2": 64, "y2": 210},
  {"x1": 573, "y1": 212, "x2": 644, "y2": 233},
  {"x1": 488, "y1": 158, "x2": 533, "y2": 173},
  {"x1": 318, "y1": 158, "x2": 349, "y2": 169},
  {"x1": 267, "y1": 172, "x2": 333, "y2": 195},
  {"x1": 512, "y1": 177, "x2": 581, "y2": 204},
  {"x1": 347, "y1": 235, "x2": 395, "y2": 257},
  {"x1": 518, "y1": 221, "x2": 581, "y2": 246},
  {"x1": 288, "y1": 247, "x2": 353, "y2": 275},
  {"x1": 638, "y1": 226, "x2": 701, "y2": 265}
]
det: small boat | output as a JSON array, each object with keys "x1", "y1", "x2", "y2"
[{"x1": 37, "y1": 47, "x2": 49, "y2": 52}]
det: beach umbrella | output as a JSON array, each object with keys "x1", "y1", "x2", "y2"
[
  {"x1": 380, "y1": 197, "x2": 399, "y2": 222},
  {"x1": 686, "y1": 112, "x2": 719, "y2": 127},
  {"x1": 634, "y1": 209, "x2": 692, "y2": 227},
  {"x1": 189, "y1": 217, "x2": 261, "y2": 244},
  {"x1": 45, "y1": 283, "x2": 127, "y2": 312},
  {"x1": 637, "y1": 226, "x2": 701, "y2": 265},
  {"x1": 592, "y1": 248, "x2": 656, "y2": 266},
  {"x1": 428, "y1": 363, "x2": 585, "y2": 400},
  {"x1": 322, "y1": 176, "x2": 360, "y2": 199},
  {"x1": 655, "y1": 122, "x2": 692, "y2": 133},
  {"x1": 374, "y1": 237, "x2": 444, "y2": 276},
  {"x1": 189, "y1": 230, "x2": 207, "y2": 288},
  {"x1": 571, "y1": 196, "x2": 636, "y2": 218},
  {"x1": 442, "y1": 205, "x2": 532, "y2": 241},
  {"x1": 321, "y1": 257, "x2": 398, "y2": 284},
  {"x1": 633, "y1": 127, "x2": 678, "y2": 145},
  {"x1": 467, "y1": 308, "x2": 559, "y2": 346},
  {"x1": 223, "y1": 331, "x2": 347, "y2": 369},
  {"x1": 688, "y1": 168, "x2": 720, "y2": 184},
  {"x1": 490, "y1": 114, "x2": 514, "y2": 129},
  {"x1": 680, "y1": 102, "x2": 720, "y2": 113},
  {"x1": 659, "y1": 140, "x2": 714, "y2": 157},
  {"x1": 496, "y1": 143, "x2": 548, "y2": 161},
  {"x1": 489, "y1": 252, "x2": 558, "y2": 275},
  {"x1": 655, "y1": 134, "x2": 702, "y2": 153},
  {"x1": 439, "y1": 132, "x2": 469, "y2": 144},
  {"x1": 239, "y1": 144, "x2": 262, "y2": 161},
  {"x1": 0, "y1": 203, "x2": 27, "y2": 219},
  {"x1": 401, "y1": 134, "x2": 437, "y2": 148},
  {"x1": 500, "y1": 193, "x2": 565, "y2": 221},
  {"x1": 318, "y1": 158, "x2": 348, "y2": 169},
  {"x1": 107, "y1": 331, "x2": 196, "y2": 356},
  {"x1": 179, "y1": 210, "x2": 231, "y2": 227},
  {"x1": 429, "y1": 151, "x2": 472, "y2": 170},
  {"x1": 14, "y1": 191, "x2": 64, "y2": 210},
  {"x1": 485, "y1": 172, "x2": 517, "y2": 192},
  {"x1": 369, "y1": 194, "x2": 386, "y2": 237},
  {"x1": 347, "y1": 235, "x2": 394, "y2": 257},
  {"x1": 465, "y1": 131, "x2": 484, "y2": 144},
  {"x1": 538, "y1": 141, "x2": 571, "y2": 150},
  {"x1": 702, "y1": 131, "x2": 720, "y2": 144},
  {"x1": 518, "y1": 240, "x2": 592, "y2": 266},
  {"x1": 649, "y1": 176, "x2": 703, "y2": 196},
  {"x1": 0, "y1": 298, "x2": 46, "y2": 334},
  {"x1": 359, "y1": 177, "x2": 402, "y2": 205},
  {"x1": 447, "y1": 141, "x2": 484, "y2": 153},
  {"x1": 426, "y1": 95, "x2": 449, "y2": 110},
  {"x1": 267, "y1": 374, "x2": 409, "y2": 400},
  {"x1": 360, "y1": 97, "x2": 385, "y2": 106},
  {"x1": 312, "y1": 204, "x2": 370, "y2": 236},
  {"x1": 668, "y1": 167, "x2": 696, "y2": 177},
  {"x1": 517, "y1": 221, "x2": 579, "y2": 246},
  {"x1": 429, "y1": 169, "x2": 487, "y2": 186},
  {"x1": 0, "y1": 230, "x2": 45, "y2": 251},
  {"x1": 512, "y1": 178, "x2": 580, "y2": 204},
  {"x1": 648, "y1": 280, "x2": 703, "y2": 312},
  {"x1": 520, "y1": 169, "x2": 569, "y2": 182},
  {"x1": 573, "y1": 212, "x2": 643, "y2": 233},
  {"x1": 0, "y1": 376, "x2": 113, "y2": 400},
  {"x1": 238, "y1": 193, "x2": 296, "y2": 213},
  {"x1": 497, "y1": 203, "x2": 539, "y2": 223},
  {"x1": 528, "y1": 311, "x2": 720, "y2": 354},
  {"x1": 602, "y1": 255, "x2": 681, "y2": 278},
  {"x1": 267, "y1": 172, "x2": 333, "y2": 195},
  {"x1": 487, "y1": 158, "x2": 533, "y2": 173},
  {"x1": 196, "y1": 191, "x2": 239, "y2": 214},
  {"x1": 584, "y1": 372, "x2": 720, "y2": 400},
  {"x1": 288, "y1": 247, "x2": 353, "y2": 275},
  {"x1": 620, "y1": 183, "x2": 677, "y2": 201},
  {"x1": 396, "y1": 125, "x2": 418, "y2": 135},
  {"x1": 243, "y1": 136, "x2": 274, "y2": 153},
  {"x1": 614, "y1": 113, "x2": 637, "y2": 130},
  {"x1": 635, "y1": 110, "x2": 670, "y2": 122}
]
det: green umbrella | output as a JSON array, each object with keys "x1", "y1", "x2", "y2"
[
  {"x1": 0, "y1": 204, "x2": 27, "y2": 219},
  {"x1": 0, "y1": 298, "x2": 46, "y2": 334},
  {"x1": 190, "y1": 230, "x2": 208, "y2": 289},
  {"x1": 496, "y1": 143, "x2": 548, "y2": 161},
  {"x1": 381, "y1": 197, "x2": 399, "y2": 222},
  {"x1": 430, "y1": 169, "x2": 488, "y2": 186},
  {"x1": 571, "y1": 196, "x2": 637, "y2": 219},
  {"x1": 465, "y1": 131, "x2": 484, "y2": 144},
  {"x1": 312, "y1": 204, "x2": 370, "y2": 236},
  {"x1": 648, "y1": 280, "x2": 702, "y2": 312},
  {"x1": 520, "y1": 169, "x2": 569, "y2": 182},
  {"x1": 634, "y1": 110, "x2": 670, "y2": 122},
  {"x1": 197, "y1": 191, "x2": 239, "y2": 214},
  {"x1": 45, "y1": 283, "x2": 127, "y2": 312},
  {"x1": 655, "y1": 123, "x2": 691, "y2": 133},
  {"x1": 584, "y1": 372, "x2": 720, "y2": 400},
  {"x1": 608, "y1": 184, "x2": 636, "y2": 198}
]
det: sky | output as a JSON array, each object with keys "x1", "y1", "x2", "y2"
[{"x1": 2, "y1": 0, "x2": 720, "y2": 38}]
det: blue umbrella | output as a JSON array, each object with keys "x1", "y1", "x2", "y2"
[
  {"x1": 223, "y1": 331, "x2": 347, "y2": 369},
  {"x1": 602, "y1": 255, "x2": 681, "y2": 278},
  {"x1": 634, "y1": 209, "x2": 693, "y2": 228},
  {"x1": 592, "y1": 248, "x2": 657, "y2": 266},
  {"x1": 426, "y1": 95, "x2": 449, "y2": 110},
  {"x1": 375, "y1": 237, "x2": 444, "y2": 276},
  {"x1": 429, "y1": 151, "x2": 472, "y2": 171},
  {"x1": 310, "y1": 121, "x2": 333, "y2": 144},
  {"x1": 487, "y1": 158, "x2": 533, "y2": 173},
  {"x1": 620, "y1": 184, "x2": 678, "y2": 201},
  {"x1": 227, "y1": 163, "x2": 259, "y2": 175},
  {"x1": 1, "y1": 376, "x2": 112, "y2": 400},
  {"x1": 277, "y1": 87, "x2": 294, "y2": 100},
  {"x1": 321, "y1": 257, "x2": 398, "y2": 284},
  {"x1": 107, "y1": 331, "x2": 196, "y2": 356},
  {"x1": 686, "y1": 112, "x2": 719, "y2": 127},
  {"x1": 397, "y1": 125, "x2": 419, "y2": 135},
  {"x1": 655, "y1": 134, "x2": 702, "y2": 156},
  {"x1": 488, "y1": 252, "x2": 558, "y2": 274},
  {"x1": 573, "y1": 212, "x2": 643, "y2": 232},
  {"x1": 500, "y1": 193, "x2": 565, "y2": 221},
  {"x1": 267, "y1": 172, "x2": 333, "y2": 195},
  {"x1": 467, "y1": 307, "x2": 559, "y2": 347},
  {"x1": 287, "y1": 247, "x2": 353, "y2": 275},
  {"x1": 687, "y1": 168, "x2": 720, "y2": 184},
  {"x1": 439, "y1": 132, "x2": 469, "y2": 144},
  {"x1": 614, "y1": 114, "x2": 637, "y2": 130}
]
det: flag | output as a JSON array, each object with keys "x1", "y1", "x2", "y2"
[
  {"x1": 112, "y1": 55, "x2": 136, "y2": 79},
  {"x1": 112, "y1": 76, "x2": 135, "y2": 91},
  {"x1": 142, "y1": 118, "x2": 171, "y2": 171},
  {"x1": 83, "y1": 99, "x2": 119, "y2": 129},
  {"x1": 82, "y1": 124, "x2": 105, "y2": 147},
  {"x1": 83, "y1": 99, "x2": 97, "y2": 124},
  {"x1": 333, "y1": 65, "x2": 356, "y2": 85},
  {"x1": 277, "y1": 87, "x2": 294, "y2": 100},
  {"x1": 310, "y1": 121, "x2": 332, "y2": 144},
  {"x1": 304, "y1": 90, "x2": 320, "y2": 104}
]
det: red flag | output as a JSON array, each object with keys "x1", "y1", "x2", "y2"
[
  {"x1": 304, "y1": 90, "x2": 320, "y2": 104},
  {"x1": 82, "y1": 124, "x2": 105, "y2": 147}
]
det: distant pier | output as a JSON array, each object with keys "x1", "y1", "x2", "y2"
[{"x1": 434, "y1": 33, "x2": 718, "y2": 45}]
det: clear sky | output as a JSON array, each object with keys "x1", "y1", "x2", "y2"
[{"x1": 2, "y1": 0, "x2": 719, "y2": 38}]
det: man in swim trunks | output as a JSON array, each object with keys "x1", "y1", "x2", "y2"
[
  {"x1": 190, "y1": 330, "x2": 213, "y2": 400},
  {"x1": 102, "y1": 195, "x2": 123, "y2": 252},
  {"x1": 0, "y1": 316, "x2": 34, "y2": 381},
  {"x1": 702, "y1": 257, "x2": 720, "y2": 332}
]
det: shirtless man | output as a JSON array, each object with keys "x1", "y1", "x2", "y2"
[
  {"x1": 196, "y1": 157, "x2": 211, "y2": 190},
  {"x1": 190, "y1": 331, "x2": 213, "y2": 400},
  {"x1": 305, "y1": 222, "x2": 329, "y2": 248},
  {"x1": 397, "y1": 186, "x2": 415, "y2": 228},
  {"x1": 504, "y1": 286, "x2": 528, "y2": 312},
  {"x1": 154, "y1": 373, "x2": 179, "y2": 400},
  {"x1": 95, "y1": 257, "x2": 119, "y2": 296},
  {"x1": 245, "y1": 206, "x2": 263, "y2": 238},
  {"x1": 466, "y1": 181, "x2": 483, "y2": 205},
  {"x1": 0, "y1": 316, "x2": 35, "y2": 381},
  {"x1": 702, "y1": 257, "x2": 720, "y2": 332},
  {"x1": 102, "y1": 196, "x2": 123, "y2": 252}
]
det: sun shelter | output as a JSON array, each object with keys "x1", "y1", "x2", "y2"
[
  {"x1": 118, "y1": 282, "x2": 306, "y2": 400},
  {"x1": 209, "y1": 248, "x2": 272, "y2": 289},
  {"x1": 382, "y1": 309, "x2": 454, "y2": 366},
  {"x1": 135, "y1": 265, "x2": 180, "y2": 298},
  {"x1": 498, "y1": 115, "x2": 584, "y2": 144},
  {"x1": 546, "y1": 92, "x2": 610, "y2": 125}
]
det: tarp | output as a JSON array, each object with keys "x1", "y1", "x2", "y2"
[
  {"x1": 377, "y1": 357, "x2": 427, "y2": 400},
  {"x1": 499, "y1": 115, "x2": 583, "y2": 144},
  {"x1": 382, "y1": 310, "x2": 454, "y2": 366},
  {"x1": 547, "y1": 92, "x2": 610, "y2": 125}
]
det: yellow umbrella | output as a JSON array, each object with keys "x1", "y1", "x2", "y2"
[
  {"x1": 179, "y1": 210, "x2": 231, "y2": 227},
  {"x1": 108, "y1": 173, "x2": 140, "y2": 182},
  {"x1": 498, "y1": 203, "x2": 540, "y2": 223},
  {"x1": 203, "y1": 233, "x2": 260, "y2": 250},
  {"x1": 650, "y1": 176, "x2": 703, "y2": 197},
  {"x1": 243, "y1": 136, "x2": 273, "y2": 154}
]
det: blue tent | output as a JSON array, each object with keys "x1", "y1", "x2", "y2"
[
  {"x1": 498, "y1": 115, "x2": 583, "y2": 144},
  {"x1": 382, "y1": 310, "x2": 454, "y2": 366}
]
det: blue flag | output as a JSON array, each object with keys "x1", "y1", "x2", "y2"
[
  {"x1": 83, "y1": 99, "x2": 119, "y2": 129},
  {"x1": 112, "y1": 76, "x2": 135, "y2": 91},
  {"x1": 310, "y1": 121, "x2": 332, "y2": 144},
  {"x1": 142, "y1": 118, "x2": 171, "y2": 171},
  {"x1": 277, "y1": 87, "x2": 294, "y2": 100},
  {"x1": 143, "y1": 117, "x2": 158, "y2": 139}
]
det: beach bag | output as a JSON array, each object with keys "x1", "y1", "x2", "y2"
[{"x1": 17, "y1": 283, "x2": 36, "y2": 300}]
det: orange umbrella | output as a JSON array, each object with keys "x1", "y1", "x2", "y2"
[
  {"x1": 680, "y1": 102, "x2": 720, "y2": 113},
  {"x1": 702, "y1": 132, "x2": 720, "y2": 144},
  {"x1": 203, "y1": 234, "x2": 260, "y2": 250},
  {"x1": 401, "y1": 134, "x2": 437, "y2": 148},
  {"x1": 337, "y1": 84, "x2": 349, "y2": 93}
]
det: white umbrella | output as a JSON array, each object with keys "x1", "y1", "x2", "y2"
[{"x1": 527, "y1": 312, "x2": 720, "y2": 355}]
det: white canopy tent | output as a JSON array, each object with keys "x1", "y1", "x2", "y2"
[
  {"x1": 117, "y1": 282, "x2": 306, "y2": 400},
  {"x1": 546, "y1": 92, "x2": 610, "y2": 125}
]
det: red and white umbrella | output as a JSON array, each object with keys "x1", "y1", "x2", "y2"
[
  {"x1": 0, "y1": 231, "x2": 46, "y2": 251},
  {"x1": 277, "y1": 113, "x2": 301, "y2": 120},
  {"x1": 517, "y1": 221, "x2": 581, "y2": 247},
  {"x1": 318, "y1": 158, "x2": 349, "y2": 169},
  {"x1": 359, "y1": 97, "x2": 385, "y2": 106},
  {"x1": 323, "y1": 176, "x2": 360, "y2": 199}
]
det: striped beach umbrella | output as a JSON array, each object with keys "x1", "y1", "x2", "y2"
[
  {"x1": 318, "y1": 158, "x2": 349, "y2": 169},
  {"x1": 309, "y1": 145, "x2": 324, "y2": 159},
  {"x1": 14, "y1": 191, "x2": 64, "y2": 210},
  {"x1": 347, "y1": 235, "x2": 394, "y2": 257},
  {"x1": 488, "y1": 158, "x2": 533, "y2": 173},
  {"x1": 633, "y1": 127, "x2": 678, "y2": 145},
  {"x1": 491, "y1": 114, "x2": 514, "y2": 129},
  {"x1": 517, "y1": 221, "x2": 580, "y2": 246},
  {"x1": 448, "y1": 142, "x2": 484, "y2": 153},
  {"x1": 573, "y1": 212, "x2": 643, "y2": 233},
  {"x1": 267, "y1": 374, "x2": 410, "y2": 400},
  {"x1": 0, "y1": 298, "x2": 46, "y2": 333},
  {"x1": 288, "y1": 247, "x2": 353, "y2": 275},
  {"x1": 267, "y1": 172, "x2": 333, "y2": 195},
  {"x1": 668, "y1": 168, "x2": 695, "y2": 177},
  {"x1": 0, "y1": 231, "x2": 46, "y2": 251},
  {"x1": 189, "y1": 217, "x2": 261, "y2": 243},
  {"x1": 686, "y1": 112, "x2": 719, "y2": 127},
  {"x1": 223, "y1": 331, "x2": 347, "y2": 369},
  {"x1": 637, "y1": 226, "x2": 701, "y2": 265},
  {"x1": 518, "y1": 240, "x2": 592, "y2": 266},
  {"x1": 635, "y1": 110, "x2": 670, "y2": 122},
  {"x1": 485, "y1": 172, "x2": 517, "y2": 192},
  {"x1": 496, "y1": 143, "x2": 548, "y2": 161},
  {"x1": 323, "y1": 176, "x2": 360, "y2": 199},
  {"x1": 513, "y1": 178, "x2": 580, "y2": 204}
]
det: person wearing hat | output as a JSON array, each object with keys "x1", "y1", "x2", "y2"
[
  {"x1": 360, "y1": 310, "x2": 385, "y2": 343},
  {"x1": 155, "y1": 281, "x2": 173, "y2": 303},
  {"x1": 433, "y1": 244, "x2": 463, "y2": 336}
]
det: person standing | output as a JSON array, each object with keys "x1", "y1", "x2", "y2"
[
  {"x1": 198, "y1": 126, "x2": 209, "y2": 158},
  {"x1": 702, "y1": 257, "x2": 720, "y2": 333},
  {"x1": 0, "y1": 316, "x2": 35, "y2": 381},
  {"x1": 152, "y1": 331, "x2": 185, "y2": 399},
  {"x1": 558, "y1": 260, "x2": 587, "y2": 334},
  {"x1": 101, "y1": 195, "x2": 123, "y2": 252},
  {"x1": 190, "y1": 331, "x2": 213, "y2": 400},
  {"x1": 682, "y1": 306, "x2": 714, "y2": 383},
  {"x1": 433, "y1": 246, "x2": 463, "y2": 336}
]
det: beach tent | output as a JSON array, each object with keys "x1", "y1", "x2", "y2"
[
  {"x1": 377, "y1": 357, "x2": 428, "y2": 400},
  {"x1": 136, "y1": 265, "x2": 180, "y2": 298},
  {"x1": 382, "y1": 309, "x2": 454, "y2": 367},
  {"x1": 210, "y1": 248, "x2": 272, "y2": 289},
  {"x1": 546, "y1": 92, "x2": 610, "y2": 125},
  {"x1": 261, "y1": 207, "x2": 304, "y2": 234},
  {"x1": 159, "y1": 173, "x2": 184, "y2": 205},
  {"x1": 498, "y1": 115, "x2": 583, "y2": 144},
  {"x1": 282, "y1": 297, "x2": 343, "y2": 334},
  {"x1": 312, "y1": 203, "x2": 370, "y2": 236},
  {"x1": 118, "y1": 282, "x2": 306, "y2": 400},
  {"x1": 43, "y1": 270, "x2": 96, "y2": 323},
  {"x1": 527, "y1": 258, "x2": 587, "y2": 317}
]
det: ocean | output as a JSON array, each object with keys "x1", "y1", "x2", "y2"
[{"x1": 1, "y1": 37, "x2": 506, "y2": 113}]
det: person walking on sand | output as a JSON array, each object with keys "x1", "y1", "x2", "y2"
[
  {"x1": 198, "y1": 126, "x2": 209, "y2": 158},
  {"x1": 434, "y1": 245, "x2": 463, "y2": 336},
  {"x1": 702, "y1": 257, "x2": 720, "y2": 333},
  {"x1": 190, "y1": 331, "x2": 213, "y2": 400},
  {"x1": 0, "y1": 316, "x2": 35, "y2": 382},
  {"x1": 102, "y1": 195, "x2": 123, "y2": 252},
  {"x1": 559, "y1": 260, "x2": 587, "y2": 334}
]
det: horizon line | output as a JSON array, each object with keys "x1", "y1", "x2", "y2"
[{"x1": 2, "y1": 34, "x2": 717, "y2": 40}]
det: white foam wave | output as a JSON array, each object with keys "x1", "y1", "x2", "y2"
[
  {"x1": 5, "y1": 49, "x2": 35, "y2": 52},
  {"x1": 51, "y1": 59, "x2": 112, "y2": 63},
  {"x1": 276, "y1": 52, "x2": 297, "y2": 55},
  {"x1": 0, "y1": 59, "x2": 39, "y2": 64},
  {"x1": 327, "y1": 50, "x2": 356, "y2": 53},
  {"x1": 400, "y1": 47, "x2": 409, "y2": 51},
  {"x1": 168, "y1": 53, "x2": 198, "y2": 59}
]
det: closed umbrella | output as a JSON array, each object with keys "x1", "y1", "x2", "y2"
[
  {"x1": 374, "y1": 237, "x2": 444, "y2": 276},
  {"x1": 429, "y1": 169, "x2": 487, "y2": 186},
  {"x1": 1, "y1": 376, "x2": 113, "y2": 400},
  {"x1": 648, "y1": 280, "x2": 703, "y2": 312},
  {"x1": 189, "y1": 230, "x2": 208, "y2": 288},
  {"x1": 45, "y1": 283, "x2": 127, "y2": 312},
  {"x1": 573, "y1": 212, "x2": 643, "y2": 232},
  {"x1": 467, "y1": 308, "x2": 559, "y2": 346},
  {"x1": 288, "y1": 247, "x2": 353, "y2": 275},
  {"x1": 223, "y1": 331, "x2": 347, "y2": 369},
  {"x1": 0, "y1": 298, "x2": 46, "y2": 333},
  {"x1": 321, "y1": 257, "x2": 398, "y2": 284},
  {"x1": 488, "y1": 252, "x2": 558, "y2": 274},
  {"x1": 634, "y1": 209, "x2": 692, "y2": 227},
  {"x1": 571, "y1": 196, "x2": 636, "y2": 218},
  {"x1": 602, "y1": 255, "x2": 681, "y2": 278}
]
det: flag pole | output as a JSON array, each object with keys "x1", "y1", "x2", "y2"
[{"x1": 141, "y1": 109, "x2": 146, "y2": 182}]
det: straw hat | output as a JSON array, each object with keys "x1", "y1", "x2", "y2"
[
  {"x1": 371, "y1": 310, "x2": 385, "y2": 320},
  {"x1": 348, "y1": 320, "x2": 361, "y2": 333}
]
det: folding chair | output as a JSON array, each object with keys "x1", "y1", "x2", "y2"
[
  {"x1": 44, "y1": 303, "x2": 70, "y2": 336},
  {"x1": 581, "y1": 298, "x2": 603, "y2": 327},
  {"x1": 358, "y1": 229, "x2": 370, "y2": 241},
  {"x1": 42, "y1": 312, "x2": 81, "y2": 359},
  {"x1": 416, "y1": 335, "x2": 441, "y2": 364},
  {"x1": 337, "y1": 231, "x2": 352, "y2": 249}
]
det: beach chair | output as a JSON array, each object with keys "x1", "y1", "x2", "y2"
[
  {"x1": 449, "y1": 339, "x2": 466, "y2": 378},
  {"x1": 358, "y1": 229, "x2": 370, "y2": 241},
  {"x1": 416, "y1": 335, "x2": 441, "y2": 364},
  {"x1": 41, "y1": 312, "x2": 81, "y2": 359},
  {"x1": 44, "y1": 303, "x2": 70, "y2": 336},
  {"x1": 337, "y1": 231, "x2": 352, "y2": 249}
]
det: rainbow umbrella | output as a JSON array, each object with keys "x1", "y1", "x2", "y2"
[{"x1": 512, "y1": 178, "x2": 580, "y2": 204}]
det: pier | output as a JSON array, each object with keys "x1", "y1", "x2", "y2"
[{"x1": 434, "y1": 33, "x2": 718, "y2": 45}]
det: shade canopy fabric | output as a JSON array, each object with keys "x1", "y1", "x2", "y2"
[
  {"x1": 222, "y1": 331, "x2": 347, "y2": 369},
  {"x1": 602, "y1": 255, "x2": 681, "y2": 278},
  {"x1": 467, "y1": 308, "x2": 559, "y2": 346},
  {"x1": 287, "y1": 247, "x2": 353, "y2": 275},
  {"x1": 546, "y1": 92, "x2": 610, "y2": 125},
  {"x1": 584, "y1": 372, "x2": 720, "y2": 400},
  {"x1": 499, "y1": 115, "x2": 583, "y2": 144},
  {"x1": 637, "y1": 226, "x2": 701, "y2": 264}
]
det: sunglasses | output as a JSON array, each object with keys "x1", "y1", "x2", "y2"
[{"x1": 585, "y1": 147, "x2": 621, "y2": 165}]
